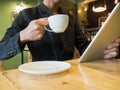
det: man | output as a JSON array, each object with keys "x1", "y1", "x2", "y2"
[{"x1": 0, "y1": 0, "x2": 119, "y2": 61}]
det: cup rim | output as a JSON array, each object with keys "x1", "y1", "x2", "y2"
[{"x1": 48, "y1": 14, "x2": 68, "y2": 18}]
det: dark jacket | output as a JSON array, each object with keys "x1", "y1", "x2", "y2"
[{"x1": 0, "y1": 3, "x2": 89, "y2": 61}]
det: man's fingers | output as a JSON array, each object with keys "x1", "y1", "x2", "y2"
[
  {"x1": 106, "y1": 42, "x2": 119, "y2": 50},
  {"x1": 104, "y1": 52, "x2": 119, "y2": 59},
  {"x1": 104, "y1": 48, "x2": 119, "y2": 54},
  {"x1": 35, "y1": 18, "x2": 48, "y2": 26},
  {"x1": 104, "y1": 38, "x2": 120, "y2": 59},
  {"x1": 109, "y1": 47, "x2": 119, "y2": 52},
  {"x1": 104, "y1": 50, "x2": 109, "y2": 54},
  {"x1": 115, "y1": 38, "x2": 120, "y2": 43},
  {"x1": 38, "y1": 18, "x2": 48, "y2": 26}
]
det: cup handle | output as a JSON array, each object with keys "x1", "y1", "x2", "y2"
[{"x1": 44, "y1": 26, "x2": 53, "y2": 32}]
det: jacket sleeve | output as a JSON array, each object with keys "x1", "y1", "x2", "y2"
[
  {"x1": 0, "y1": 11, "x2": 27, "y2": 60},
  {"x1": 75, "y1": 23, "x2": 90, "y2": 55}
]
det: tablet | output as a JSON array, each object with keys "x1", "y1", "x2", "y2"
[{"x1": 79, "y1": 3, "x2": 120, "y2": 63}]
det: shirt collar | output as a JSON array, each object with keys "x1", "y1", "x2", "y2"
[{"x1": 38, "y1": 3, "x2": 64, "y2": 15}]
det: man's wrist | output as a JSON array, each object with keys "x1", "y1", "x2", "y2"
[{"x1": 19, "y1": 30, "x2": 28, "y2": 45}]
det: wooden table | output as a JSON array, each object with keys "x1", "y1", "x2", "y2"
[
  {"x1": 0, "y1": 61, "x2": 3, "y2": 71},
  {"x1": 0, "y1": 59, "x2": 120, "y2": 90}
]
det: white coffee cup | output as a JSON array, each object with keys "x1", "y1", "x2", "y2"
[{"x1": 45, "y1": 14, "x2": 69, "y2": 33}]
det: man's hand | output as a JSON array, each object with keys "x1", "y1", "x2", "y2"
[
  {"x1": 104, "y1": 38, "x2": 120, "y2": 59},
  {"x1": 19, "y1": 18, "x2": 48, "y2": 44}
]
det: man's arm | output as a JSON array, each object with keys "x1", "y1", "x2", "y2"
[
  {"x1": 0, "y1": 10, "x2": 48, "y2": 60},
  {"x1": 0, "y1": 11, "x2": 27, "y2": 60}
]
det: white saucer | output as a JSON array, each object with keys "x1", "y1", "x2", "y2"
[{"x1": 18, "y1": 61, "x2": 71, "y2": 75}]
